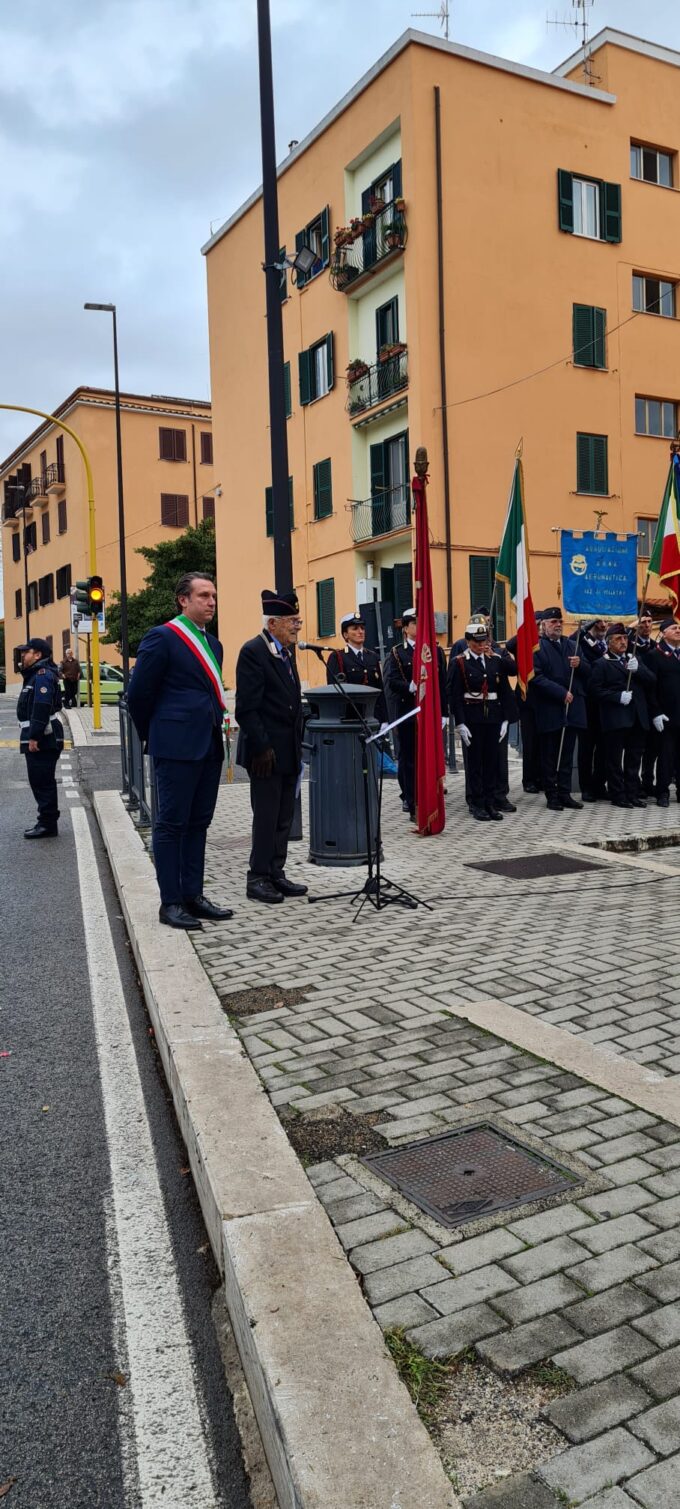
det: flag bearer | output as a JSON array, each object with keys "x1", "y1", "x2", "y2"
[{"x1": 531, "y1": 607, "x2": 589, "y2": 811}]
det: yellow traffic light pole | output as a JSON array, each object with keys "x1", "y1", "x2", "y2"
[{"x1": 0, "y1": 403, "x2": 102, "y2": 729}]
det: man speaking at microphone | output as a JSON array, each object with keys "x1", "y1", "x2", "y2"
[{"x1": 235, "y1": 589, "x2": 307, "y2": 905}]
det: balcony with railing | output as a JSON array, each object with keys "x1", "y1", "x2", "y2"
[
  {"x1": 350, "y1": 483, "x2": 411, "y2": 544},
  {"x1": 329, "y1": 198, "x2": 407, "y2": 293},
  {"x1": 26, "y1": 462, "x2": 62, "y2": 504},
  {"x1": 347, "y1": 346, "x2": 408, "y2": 419}
]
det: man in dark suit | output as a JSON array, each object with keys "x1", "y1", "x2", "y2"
[
  {"x1": 235, "y1": 589, "x2": 307, "y2": 905},
  {"x1": 629, "y1": 611, "x2": 660, "y2": 797},
  {"x1": 571, "y1": 618, "x2": 607, "y2": 802},
  {"x1": 650, "y1": 617, "x2": 680, "y2": 806},
  {"x1": 530, "y1": 607, "x2": 589, "y2": 810},
  {"x1": 326, "y1": 611, "x2": 387, "y2": 722},
  {"x1": 589, "y1": 623, "x2": 658, "y2": 807},
  {"x1": 127, "y1": 571, "x2": 232, "y2": 930}
]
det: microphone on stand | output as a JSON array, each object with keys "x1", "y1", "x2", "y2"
[{"x1": 298, "y1": 641, "x2": 331, "y2": 657}]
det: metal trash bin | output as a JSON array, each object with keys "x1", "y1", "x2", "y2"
[{"x1": 304, "y1": 684, "x2": 381, "y2": 866}]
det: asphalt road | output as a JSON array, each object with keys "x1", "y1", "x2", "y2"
[{"x1": 0, "y1": 697, "x2": 252, "y2": 1509}]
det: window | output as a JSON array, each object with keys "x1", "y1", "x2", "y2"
[
  {"x1": 380, "y1": 563, "x2": 413, "y2": 623},
  {"x1": 631, "y1": 143, "x2": 673, "y2": 188},
  {"x1": 58, "y1": 498, "x2": 67, "y2": 533},
  {"x1": 299, "y1": 334, "x2": 334, "y2": 405},
  {"x1": 11, "y1": 532, "x2": 20, "y2": 562},
  {"x1": 42, "y1": 510, "x2": 50, "y2": 545},
  {"x1": 295, "y1": 207, "x2": 330, "y2": 288},
  {"x1": 62, "y1": 629, "x2": 71, "y2": 656},
  {"x1": 39, "y1": 449, "x2": 47, "y2": 479},
  {"x1": 56, "y1": 434, "x2": 65, "y2": 483},
  {"x1": 637, "y1": 518, "x2": 657, "y2": 559},
  {"x1": 635, "y1": 397, "x2": 677, "y2": 438},
  {"x1": 45, "y1": 635, "x2": 53, "y2": 653},
  {"x1": 364, "y1": 159, "x2": 402, "y2": 211},
  {"x1": 200, "y1": 432, "x2": 213, "y2": 465},
  {"x1": 572, "y1": 305, "x2": 607, "y2": 369},
  {"x1": 15, "y1": 588, "x2": 22, "y2": 618},
  {"x1": 468, "y1": 557, "x2": 507, "y2": 639},
  {"x1": 28, "y1": 582, "x2": 38, "y2": 613},
  {"x1": 376, "y1": 296, "x2": 399, "y2": 352},
  {"x1": 633, "y1": 273, "x2": 676, "y2": 318},
  {"x1": 313, "y1": 459, "x2": 333, "y2": 520},
  {"x1": 361, "y1": 160, "x2": 403, "y2": 270},
  {"x1": 284, "y1": 361, "x2": 291, "y2": 418},
  {"x1": 557, "y1": 170, "x2": 622, "y2": 243},
  {"x1": 202, "y1": 495, "x2": 215, "y2": 520},
  {"x1": 56, "y1": 564, "x2": 72, "y2": 599},
  {"x1": 265, "y1": 477, "x2": 294, "y2": 537},
  {"x1": 316, "y1": 578, "x2": 335, "y2": 637},
  {"x1": 577, "y1": 433, "x2": 609, "y2": 495},
  {"x1": 24, "y1": 522, "x2": 37, "y2": 553},
  {"x1": 159, "y1": 427, "x2": 187, "y2": 462},
  {"x1": 39, "y1": 574, "x2": 54, "y2": 607},
  {"x1": 160, "y1": 493, "x2": 189, "y2": 527}
]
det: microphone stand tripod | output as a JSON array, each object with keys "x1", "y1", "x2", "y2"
[{"x1": 304, "y1": 647, "x2": 426, "y2": 918}]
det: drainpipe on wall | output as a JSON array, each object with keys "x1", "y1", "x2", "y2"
[
  {"x1": 191, "y1": 422, "x2": 198, "y2": 527},
  {"x1": 434, "y1": 84, "x2": 453, "y2": 641}
]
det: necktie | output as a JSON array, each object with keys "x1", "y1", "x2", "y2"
[{"x1": 280, "y1": 647, "x2": 295, "y2": 682}]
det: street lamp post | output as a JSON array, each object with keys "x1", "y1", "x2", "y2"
[
  {"x1": 7, "y1": 481, "x2": 31, "y2": 641},
  {"x1": 84, "y1": 302, "x2": 129, "y2": 686}
]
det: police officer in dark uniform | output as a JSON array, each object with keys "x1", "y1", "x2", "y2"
[
  {"x1": 531, "y1": 606, "x2": 589, "y2": 810},
  {"x1": 448, "y1": 621, "x2": 514, "y2": 821},
  {"x1": 630, "y1": 612, "x2": 661, "y2": 797},
  {"x1": 16, "y1": 637, "x2": 64, "y2": 838},
  {"x1": 383, "y1": 608, "x2": 447, "y2": 819},
  {"x1": 648, "y1": 617, "x2": 680, "y2": 806},
  {"x1": 589, "y1": 622, "x2": 658, "y2": 807},
  {"x1": 571, "y1": 618, "x2": 607, "y2": 802},
  {"x1": 326, "y1": 611, "x2": 387, "y2": 722},
  {"x1": 236, "y1": 589, "x2": 307, "y2": 904}
]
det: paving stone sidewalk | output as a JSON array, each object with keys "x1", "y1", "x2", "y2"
[{"x1": 188, "y1": 765, "x2": 680, "y2": 1503}]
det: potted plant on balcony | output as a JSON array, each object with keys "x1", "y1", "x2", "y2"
[
  {"x1": 346, "y1": 357, "x2": 369, "y2": 381},
  {"x1": 334, "y1": 226, "x2": 354, "y2": 249},
  {"x1": 368, "y1": 194, "x2": 385, "y2": 215},
  {"x1": 378, "y1": 342, "x2": 406, "y2": 363}
]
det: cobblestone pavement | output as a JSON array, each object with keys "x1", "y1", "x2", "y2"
[{"x1": 191, "y1": 763, "x2": 680, "y2": 1505}]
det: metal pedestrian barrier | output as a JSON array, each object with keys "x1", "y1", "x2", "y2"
[{"x1": 119, "y1": 697, "x2": 155, "y2": 828}]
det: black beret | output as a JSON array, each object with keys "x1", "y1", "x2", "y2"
[
  {"x1": 262, "y1": 589, "x2": 299, "y2": 617},
  {"x1": 606, "y1": 622, "x2": 627, "y2": 637},
  {"x1": 660, "y1": 617, "x2": 677, "y2": 631},
  {"x1": 541, "y1": 607, "x2": 563, "y2": 620}
]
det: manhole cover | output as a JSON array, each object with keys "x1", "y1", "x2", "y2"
[
  {"x1": 466, "y1": 853, "x2": 605, "y2": 879},
  {"x1": 362, "y1": 1123, "x2": 581, "y2": 1228}
]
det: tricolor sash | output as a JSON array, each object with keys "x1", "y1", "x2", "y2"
[{"x1": 167, "y1": 615, "x2": 228, "y2": 709}]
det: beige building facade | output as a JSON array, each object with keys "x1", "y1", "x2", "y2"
[
  {"x1": 204, "y1": 27, "x2": 680, "y2": 685},
  {"x1": 1, "y1": 387, "x2": 214, "y2": 688}
]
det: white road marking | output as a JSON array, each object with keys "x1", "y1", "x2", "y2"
[{"x1": 71, "y1": 807, "x2": 220, "y2": 1508}]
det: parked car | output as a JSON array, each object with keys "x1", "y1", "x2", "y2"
[{"x1": 77, "y1": 663, "x2": 125, "y2": 704}]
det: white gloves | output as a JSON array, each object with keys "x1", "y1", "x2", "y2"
[
  {"x1": 620, "y1": 690, "x2": 633, "y2": 705},
  {"x1": 441, "y1": 716, "x2": 448, "y2": 729},
  {"x1": 499, "y1": 721, "x2": 508, "y2": 742},
  {"x1": 378, "y1": 722, "x2": 389, "y2": 735},
  {"x1": 627, "y1": 655, "x2": 639, "y2": 672},
  {"x1": 457, "y1": 724, "x2": 472, "y2": 747},
  {"x1": 654, "y1": 714, "x2": 670, "y2": 733},
  {"x1": 409, "y1": 680, "x2": 417, "y2": 693}
]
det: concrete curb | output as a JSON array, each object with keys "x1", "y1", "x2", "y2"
[{"x1": 94, "y1": 790, "x2": 459, "y2": 1509}]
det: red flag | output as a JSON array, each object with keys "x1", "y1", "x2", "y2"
[{"x1": 413, "y1": 471, "x2": 446, "y2": 835}]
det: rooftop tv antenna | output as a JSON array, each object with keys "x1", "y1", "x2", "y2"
[
  {"x1": 547, "y1": 0, "x2": 599, "y2": 86},
  {"x1": 412, "y1": 0, "x2": 450, "y2": 41}
]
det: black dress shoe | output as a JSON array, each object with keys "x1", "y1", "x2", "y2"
[
  {"x1": 470, "y1": 806, "x2": 491, "y2": 821},
  {"x1": 523, "y1": 783, "x2": 541, "y2": 794},
  {"x1": 401, "y1": 798, "x2": 410, "y2": 813},
  {"x1": 495, "y1": 798, "x2": 516, "y2": 813},
  {"x1": 485, "y1": 806, "x2": 503, "y2": 820},
  {"x1": 546, "y1": 798, "x2": 563, "y2": 811},
  {"x1": 271, "y1": 876, "x2": 308, "y2": 897},
  {"x1": 561, "y1": 795, "x2": 583, "y2": 810},
  {"x1": 657, "y1": 794, "x2": 671, "y2": 807},
  {"x1": 629, "y1": 797, "x2": 647, "y2": 809},
  {"x1": 611, "y1": 798, "x2": 633, "y2": 808},
  {"x1": 581, "y1": 791, "x2": 597, "y2": 803},
  {"x1": 159, "y1": 904, "x2": 203, "y2": 930},
  {"x1": 246, "y1": 877, "x2": 284, "y2": 904},
  {"x1": 183, "y1": 894, "x2": 233, "y2": 920},
  {"x1": 24, "y1": 823, "x2": 58, "y2": 839}
]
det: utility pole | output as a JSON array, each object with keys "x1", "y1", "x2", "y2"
[{"x1": 256, "y1": 0, "x2": 293, "y2": 594}]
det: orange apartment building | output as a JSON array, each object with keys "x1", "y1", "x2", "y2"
[
  {"x1": 1, "y1": 387, "x2": 215, "y2": 688},
  {"x1": 204, "y1": 26, "x2": 680, "y2": 685}
]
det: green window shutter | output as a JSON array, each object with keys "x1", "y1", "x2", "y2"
[
  {"x1": 313, "y1": 459, "x2": 333, "y2": 520},
  {"x1": 593, "y1": 436, "x2": 608, "y2": 495},
  {"x1": 393, "y1": 562, "x2": 413, "y2": 621},
  {"x1": 573, "y1": 304, "x2": 595, "y2": 367},
  {"x1": 392, "y1": 159, "x2": 403, "y2": 199},
  {"x1": 317, "y1": 578, "x2": 335, "y2": 637},
  {"x1": 283, "y1": 361, "x2": 291, "y2": 418},
  {"x1": 298, "y1": 348, "x2": 312, "y2": 406},
  {"x1": 593, "y1": 307, "x2": 607, "y2": 369},
  {"x1": 602, "y1": 181, "x2": 622, "y2": 243},
  {"x1": 288, "y1": 475, "x2": 294, "y2": 530},
  {"x1": 320, "y1": 207, "x2": 330, "y2": 267},
  {"x1": 370, "y1": 440, "x2": 386, "y2": 497},
  {"x1": 469, "y1": 556, "x2": 494, "y2": 619},
  {"x1": 325, "y1": 332, "x2": 334, "y2": 390},
  {"x1": 558, "y1": 169, "x2": 574, "y2": 233},
  {"x1": 295, "y1": 228, "x2": 308, "y2": 287},
  {"x1": 577, "y1": 434, "x2": 591, "y2": 493},
  {"x1": 265, "y1": 486, "x2": 273, "y2": 538}
]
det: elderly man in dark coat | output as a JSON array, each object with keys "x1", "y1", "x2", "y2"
[{"x1": 530, "y1": 606, "x2": 590, "y2": 811}]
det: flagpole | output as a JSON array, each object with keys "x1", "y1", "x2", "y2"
[
  {"x1": 489, "y1": 443, "x2": 523, "y2": 637},
  {"x1": 626, "y1": 436, "x2": 680, "y2": 687},
  {"x1": 556, "y1": 619, "x2": 583, "y2": 771}
]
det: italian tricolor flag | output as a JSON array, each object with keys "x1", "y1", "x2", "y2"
[
  {"x1": 495, "y1": 457, "x2": 538, "y2": 697},
  {"x1": 648, "y1": 454, "x2": 680, "y2": 618}
]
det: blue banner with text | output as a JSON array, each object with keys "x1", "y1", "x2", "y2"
[{"x1": 560, "y1": 532, "x2": 638, "y2": 617}]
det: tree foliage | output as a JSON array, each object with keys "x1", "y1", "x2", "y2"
[{"x1": 103, "y1": 518, "x2": 217, "y2": 656}]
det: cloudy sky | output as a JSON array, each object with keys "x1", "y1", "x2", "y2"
[{"x1": 0, "y1": 0, "x2": 677, "y2": 469}]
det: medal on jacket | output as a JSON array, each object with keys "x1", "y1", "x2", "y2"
[{"x1": 167, "y1": 615, "x2": 228, "y2": 708}]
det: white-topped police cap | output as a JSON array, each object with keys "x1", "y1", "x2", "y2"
[
  {"x1": 340, "y1": 611, "x2": 363, "y2": 630},
  {"x1": 465, "y1": 620, "x2": 489, "y2": 639},
  {"x1": 402, "y1": 607, "x2": 417, "y2": 625}
]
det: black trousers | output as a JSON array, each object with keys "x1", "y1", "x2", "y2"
[
  {"x1": 578, "y1": 702, "x2": 606, "y2": 796},
  {"x1": 463, "y1": 728, "x2": 509, "y2": 803},
  {"x1": 62, "y1": 682, "x2": 78, "y2": 708},
  {"x1": 539, "y1": 726, "x2": 577, "y2": 800},
  {"x1": 397, "y1": 720, "x2": 415, "y2": 814},
  {"x1": 249, "y1": 771, "x2": 298, "y2": 879},
  {"x1": 603, "y1": 724, "x2": 646, "y2": 801},
  {"x1": 657, "y1": 727, "x2": 680, "y2": 797},
  {"x1": 641, "y1": 729, "x2": 661, "y2": 795},
  {"x1": 519, "y1": 700, "x2": 542, "y2": 789},
  {"x1": 464, "y1": 722, "x2": 501, "y2": 809},
  {"x1": 25, "y1": 750, "x2": 60, "y2": 830},
  {"x1": 153, "y1": 735, "x2": 223, "y2": 905}
]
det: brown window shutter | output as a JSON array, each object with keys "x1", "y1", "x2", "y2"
[
  {"x1": 159, "y1": 427, "x2": 173, "y2": 460},
  {"x1": 161, "y1": 493, "x2": 174, "y2": 525},
  {"x1": 174, "y1": 429, "x2": 187, "y2": 462},
  {"x1": 58, "y1": 499, "x2": 67, "y2": 533},
  {"x1": 15, "y1": 588, "x2": 22, "y2": 617},
  {"x1": 202, "y1": 495, "x2": 215, "y2": 520},
  {"x1": 42, "y1": 510, "x2": 50, "y2": 545},
  {"x1": 200, "y1": 432, "x2": 213, "y2": 465},
  {"x1": 56, "y1": 434, "x2": 65, "y2": 481},
  {"x1": 176, "y1": 495, "x2": 189, "y2": 527}
]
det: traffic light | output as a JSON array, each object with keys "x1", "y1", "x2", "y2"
[
  {"x1": 73, "y1": 580, "x2": 90, "y2": 615},
  {"x1": 88, "y1": 576, "x2": 105, "y2": 615}
]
